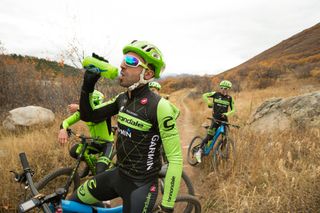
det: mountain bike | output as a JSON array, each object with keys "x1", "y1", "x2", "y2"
[
  {"x1": 187, "y1": 117, "x2": 240, "y2": 170},
  {"x1": 33, "y1": 129, "x2": 116, "y2": 199},
  {"x1": 13, "y1": 152, "x2": 202, "y2": 213}
]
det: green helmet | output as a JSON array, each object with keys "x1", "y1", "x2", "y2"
[
  {"x1": 219, "y1": 80, "x2": 232, "y2": 89},
  {"x1": 149, "y1": 81, "x2": 161, "y2": 90},
  {"x1": 123, "y1": 40, "x2": 165, "y2": 79},
  {"x1": 91, "y1": 90, "x2": 104, "y2": 105}
]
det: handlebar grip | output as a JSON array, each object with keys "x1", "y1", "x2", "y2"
[{"x1": 19, "y1": 152, "x2": 30, "y2": 170}]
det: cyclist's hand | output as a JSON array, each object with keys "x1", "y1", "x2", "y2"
[
  {"x1": 58, "y1": 129, "x2": 68, "y2": 144},
  {"x1": 154, "y1": 205, "x2": 173, "y2": 213},
  {"x1": 68, "y1": 104, "x2": 79, "y2": 113},
  {"x1": 82, "y1": 69, "x2": 101, "y2": 92}
]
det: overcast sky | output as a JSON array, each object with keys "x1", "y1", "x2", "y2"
[{"x1": 0, "y1": 0, "x2": 319, "y2": 76}]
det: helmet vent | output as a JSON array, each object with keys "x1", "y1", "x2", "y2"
[
  {"x1": 131, "y1": 40, "x2": 137, "y2": 44},
  {"x1": 146, "y1": 47, "x2": 154, "y2": 52}
]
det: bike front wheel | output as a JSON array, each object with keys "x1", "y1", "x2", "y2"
[
  {"x1": 187, "y1": 136, "x2": 203, "y2": 166},
  {"x1": 35, "y1": 167, "x2": 81, "y2": 198},
  {"x1": 212, "y1": 137, "x2": 236, "y2": 171}
]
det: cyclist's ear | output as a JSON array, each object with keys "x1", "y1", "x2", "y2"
[{"x1": 144, "y1": 69, "x2": 155, "y2": 80}]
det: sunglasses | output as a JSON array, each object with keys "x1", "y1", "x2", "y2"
[
  {"x1": 124, "y1": 55, "x2": 149, "y2": 69},
  {"x1": 220, "y1": 87, "x2": 229, "y2": 90}
]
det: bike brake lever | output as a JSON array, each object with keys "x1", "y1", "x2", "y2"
[{"x1": 10, "y1": 170, "x2": 22, "y2": 182}]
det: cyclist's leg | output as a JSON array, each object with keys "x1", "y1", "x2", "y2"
[
  {"x1": 96, "y1": 142, "x2": 113, "y2": 174},
  {"x1": 68, "y1": 167, "x2": 119, "y2": 204},
  {"x1": 201, "y1": 121, "x2": 217, "y2": 148},
  {"x1": 120, "y1": 178, "x2": 159, "y2": 213}
]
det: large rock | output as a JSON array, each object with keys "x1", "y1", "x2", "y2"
[
  {"x1": 248, "y1": 91, "x2": 320, "y2": 133},
  {"x1": 2, "y1": 106, "x2": 55, "y2": 131}
]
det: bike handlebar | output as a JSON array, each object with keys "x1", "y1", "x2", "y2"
[
  {"x1": 67, "y1": 128, "x2": 112, "y2": 144},
  {"x1": 19, "y1": 153, "x2": 30, "y2": 171},
  {"x1": 207, "y1": 117, "x2": 240, "y2": 129},
  {"x1": 17, "y1": 152, "x2": 52, "y2": 213}
]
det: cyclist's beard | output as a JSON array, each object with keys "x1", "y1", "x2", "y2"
[{"x1": 126, "y1": 69, "x2": 154, "y2": 91}]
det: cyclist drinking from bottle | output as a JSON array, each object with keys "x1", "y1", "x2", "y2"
[
  {"x1": 58, "y1": 90, "x2": 114, "y2": 173},
  {"x1": 70, "y1": 40, "x2": 183, "y2": 213},
  {"x1": 195, "y1": 80, "x2": 235, "y2": 163}
]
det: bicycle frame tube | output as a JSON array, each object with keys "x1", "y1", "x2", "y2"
[
  {"x1": 203, "y1": 124, "x2": 225, "y2": 155},
  {"x1": 61, "y1": 200, "x2": 123, "y2": 213},
  {"x1": 84, "y1": 152, "x2": 97, "y2": 175}
]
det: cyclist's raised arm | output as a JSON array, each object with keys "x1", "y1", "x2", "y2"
[
  {"x1": 157, "y1": 98, "x2": 183, "y2": 210},
  {"x1": 79, "y1": 71, "x2": 119, "y2": 123},
  {"x1": 202, "y1": 91, "x2": 216, "y2": 107},
  {"x1": 58, "y1": 111, "x2": 81, "y2": 144},
  {"x1": 61, "y1": 111, "x2": 81, "y2": 130},
  {"x1": 223, "y1": 96, "x2": 236, "y2": 117}
]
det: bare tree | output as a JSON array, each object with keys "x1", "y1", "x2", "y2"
[{"x1": 0, "y1": 40, "x2": 6, "y2": 54}]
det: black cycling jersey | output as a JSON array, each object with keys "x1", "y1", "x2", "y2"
[
  {"x1": 79, "y1": 75, "x2": 182, "y2": 209},
  {"x1": 203, "y1": 91, "x2": 235, "y2": 120}
]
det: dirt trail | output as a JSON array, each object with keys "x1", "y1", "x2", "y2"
[{"x1": 168, "y1": 89, "x2": 198, "y2": 178}]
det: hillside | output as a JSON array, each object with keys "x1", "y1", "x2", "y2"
[
  {"x1": 214, "y1": 22, "x2": 320, "y2": 90},
  {"x1": 161, "y1": 23, "x2": 320, "y2": 93},
  {"x1": 0, "y1": 54, "x2": 123, "y2": 117}
]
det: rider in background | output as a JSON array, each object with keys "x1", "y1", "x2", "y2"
[
  {"x1": 195, "y1": 80, "x2": 235, "y2": 163},
  {"x1": 71, "y1": 40, "x2": 183, "y2": 213},
  {"x1": 58, "y1": 90, "x2": 114, "y2": 174},
  {"x1": 149, "y1": 81, "x2": 170, "y2": 100},
  {"x1": 149, "y1": 81, "x2": 161, "y2": 95}
]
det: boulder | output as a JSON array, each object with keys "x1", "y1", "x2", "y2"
[
  {"x1": 248, "y1": 91, "x2": 320, "y2": 133},
  {"x1": 2, "y1": 106, "x2": 55, "y2": 131}
]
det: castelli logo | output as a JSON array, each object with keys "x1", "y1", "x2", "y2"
[
  {"x1": 140, "y1": 98, "x2": 148, "y2": 105},
  {"x1": 150, "y1": 184, "x2": 156, "y2": 192}
]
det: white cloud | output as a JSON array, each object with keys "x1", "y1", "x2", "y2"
[{"x1": 0, "y1": 0, "x2": 319, "y2": 76}]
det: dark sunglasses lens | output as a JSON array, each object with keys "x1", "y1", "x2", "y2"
[{"x1": 125, "y1": 55, "x2": 139, "y2": 66}]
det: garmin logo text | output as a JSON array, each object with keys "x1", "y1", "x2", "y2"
[
  {"x1": 118, "y1": 115, "x2": 144, "y2": 128},
  {"x1": 118, "y1": 128, "x2": 132, "y2": 138},
  {"x1": 167, "y1": 176, "x2": 176, "y2": 202},
  {"x1": 147, "y1": 135, "x2": 159, "y2": 170}
]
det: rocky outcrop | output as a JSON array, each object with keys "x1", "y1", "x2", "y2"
[
  {"x1": 2, "y1": 106, "x2": 55, "y2": 131},
  {"x1": 248, "y1": 91, "x2": 320, "y2": 133}
]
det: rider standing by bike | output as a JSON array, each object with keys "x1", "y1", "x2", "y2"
[
  {"x1": 70, "y1": 40, "x2": 183, "y2": 213},
  {"x1": 58, "y1": 90, "x2": 114, "y2": 174},
  {"x1": 195, "y1": 80, "x2": 235, "y2": 163}
]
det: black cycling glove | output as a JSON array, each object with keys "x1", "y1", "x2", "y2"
[{"x1": 82, "y1": 69, "x2": 101, "y2": 93}]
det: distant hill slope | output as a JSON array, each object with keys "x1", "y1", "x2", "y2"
[
  {"x1": 215, "y1": 22, "x2": 320, "y2": 90},
  {"x1": 0, "y1": 54, "x2": 80, "y2": 78},
  {"x1": 161, "y1": 23, "x2": 320, "y2": 93}
]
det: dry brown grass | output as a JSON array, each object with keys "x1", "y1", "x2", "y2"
[
  {"x1": 0, "y1": 80, "x2": 319, "y2": 212},
  {"x1": 185, "y1": 81, "x2": 320, "y2": 212},
  {"x1": 0, "y1": 116, "x2": 89, "y2": 212}
]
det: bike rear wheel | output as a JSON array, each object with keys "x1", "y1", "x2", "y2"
[
  {"x1": 35, "y1": 167, "x2": 80, "y2": 198},
  {"x1": 153, "y1": 194, "x2": 201, "y2": 213},
  {"x1": 187, "y1": 136, "x2": 203, "y2": 166},
  {"x1": 212, "y1": 137, "x2": 236, "y2": 171}
]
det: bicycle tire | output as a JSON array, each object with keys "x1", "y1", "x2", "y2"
[
  {"x1": 78, "y1": 162, "x2": 90, "y2": 178},
  {"x1": 212, "y1": 137, "x2": 236, "y2": 171},
  {"x1": 35, "y1": 167, "x2": 81, "y2": 197},
  {"x1": 153, "y1": 194, "x2": 201, "y2": 213},
  {"x1": 187, "y1": 136, "x2": 203, "y2": 166}
]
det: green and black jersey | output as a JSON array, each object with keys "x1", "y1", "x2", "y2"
[
  {"x1": 61, "y1": 111, "x2": 114, "y2": 142},
  {"x1": 203, "y1": 91, "x2": 235, "y2": 119},
  {"x1": 80, "y1": 84, "x2": 183, "y2": 208}
]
